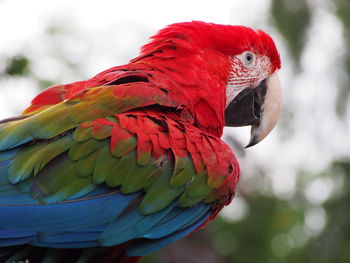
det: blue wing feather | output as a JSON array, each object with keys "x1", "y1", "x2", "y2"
[
  {"x1": 0, "y1": 119, "x2": 216, "y2": 257},
  {"x1": 142, "y1": 202, "x2": 211, "y2": 239},
  {"x1": 37, "y1": 232, "x2": 101, "y2": 243},
  {"x1": 0, "y1": 185, "x2": 213, "y2": 254},
  {"x1": 31, "y1": 240, "x2": 98, "y2": 249},
  {"x1": 0, "y1": 237, "x2": 35, "y2": 247},
  {"x1": 0, "y1": 191, "x2": 139, "y2": 231},
  {"x1": 126, "y1": 211, "x2": 211, "y2": 256},
  {"x1": 99, "y1": 202, "x2": 177, "y2": 246}
]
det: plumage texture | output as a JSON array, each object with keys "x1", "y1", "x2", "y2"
[{"x1": 0, "y1": 21, "x2": 280, "y2": 262}]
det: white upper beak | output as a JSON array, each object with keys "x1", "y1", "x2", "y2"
[{"x1": 247, "y1": 72, "x2": 282, "y2": 147}]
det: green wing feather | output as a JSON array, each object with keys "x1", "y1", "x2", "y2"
[
  {"x1": 0, "y1": 83, "x2": 237, "y2": 215},
  {"x1": 0, "y1": 83, "x2": 177, "y2": 150}
]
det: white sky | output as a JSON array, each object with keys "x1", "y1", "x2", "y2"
[{"x1": 0, "y1": 0, "x2": 271, "y2": 49}]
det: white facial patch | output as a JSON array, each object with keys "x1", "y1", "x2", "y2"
[{"x1": 225, "y1": 54, "x2": 271, "y2": 107}]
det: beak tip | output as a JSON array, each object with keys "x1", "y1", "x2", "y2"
[
  {"x1": 245, "y1": 136, "x2": 259, "y2": 148},
  {"x1": 245, "y1": 72, "x2": 282, "y2": 149}
]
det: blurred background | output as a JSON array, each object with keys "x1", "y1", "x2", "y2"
[{"x1": 1, "y1": 0, "x2": 349, "y2": 262}]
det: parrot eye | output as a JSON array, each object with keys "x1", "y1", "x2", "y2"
[{"x1": 242, "y1": 52, "x2": 255, "y2": 66}]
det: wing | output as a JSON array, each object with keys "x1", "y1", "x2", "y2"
[
  {"x1": 22, "y1": 63, "x2": 176, "y2": 115},
  {"x1": 0, "y1": 83, "x2": 238, "y2": 257}
]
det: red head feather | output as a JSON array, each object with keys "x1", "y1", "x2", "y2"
[
  {"x1": 132, "y1": 22, "x2": 281, "y2": 136},
  {"x1": 26, "y1": 21, "x2": 281, "y2": 137},
  {"x1": 139, "y1": 21, "x2": 281, "y2": 72}
]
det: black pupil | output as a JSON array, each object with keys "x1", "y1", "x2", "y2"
[{"x1": 246, "y1": 53, "x2": 252, "y2": 62}]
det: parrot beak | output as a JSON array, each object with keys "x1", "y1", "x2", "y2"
[{"x1": 224, "y1": 72, "x2": 282, "y2": 147}]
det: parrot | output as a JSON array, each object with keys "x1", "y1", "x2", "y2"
[{"x1": 0, "y1": 21, "x2": 281, "y2": 263}]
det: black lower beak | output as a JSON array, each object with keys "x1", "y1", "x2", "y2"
[{"x1": 225, "y1": 80, "x2": 267, "y2": 127}]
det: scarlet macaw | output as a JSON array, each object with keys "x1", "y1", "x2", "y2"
[{"x1": 0, "y1": 21, "x2": 281, "y2": 262}]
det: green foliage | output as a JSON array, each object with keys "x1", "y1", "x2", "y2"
[
  {"x1": 142, "y1": 194, "x2": 305, "y2": 263},
  {"x1": 270, "y1": 0, "x2": 311, "y2": 69},
  {"x1": 336, "y1": 0, "x2": 350, "y2": 29},
  {"x1": 212, "y1": 197, "x2": 304, "y2": 263},
  {"x1": 298, "y1": 160, "x2": 350, "y2": 263},
  {"x1": 38, "y1": 79, "x2": 55, "y2": 90},
  {"x1": 335, "y1": 0, "x2": 350, "y2": 116},
  {"x1": 5, "y1": 55, "x2": 30, "y2": 76}
]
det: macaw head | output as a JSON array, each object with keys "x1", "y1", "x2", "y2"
[
  {"x1": 136, "y1": 21, "x2": 282, "y2": 146},
  {"x1": 221, "y1": 28, "x2": 282, "y2": 147}
]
